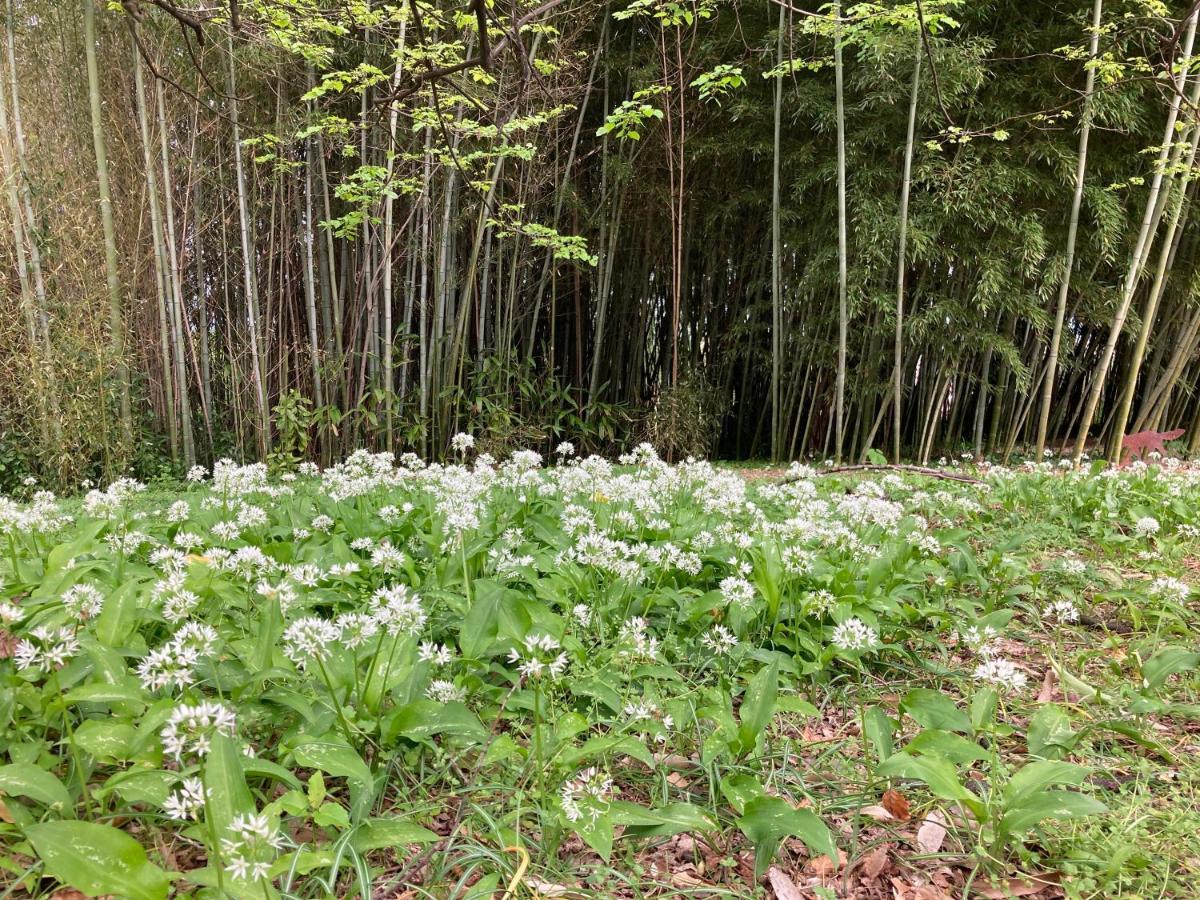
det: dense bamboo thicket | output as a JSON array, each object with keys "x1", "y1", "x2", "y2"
[{"x1": 3, "y1": 0, "x2": 1200, "y2": 487}]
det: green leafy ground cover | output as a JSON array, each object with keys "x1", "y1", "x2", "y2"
[{"x1": 0, "y1": 445, "x2": 1198, "y2": 898}]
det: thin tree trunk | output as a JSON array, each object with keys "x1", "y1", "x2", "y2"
[
  {"x1": 1074, "y1": 8, "x2": 1197, "y2": 464},
  {"x1": 84, "y1": 0, "x2": 133, "y2": 450},
  {"x1": 894, "y1": 37, "x2": 921, "y2": 463},
  {"x1": 227, "y1": 31, "x2": 271, "y2": 457},
  {"x1": 833, "y1": 0, "x2": 848, "y2": 462}
]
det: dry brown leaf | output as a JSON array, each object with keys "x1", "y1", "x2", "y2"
[
  {"x1": 882, "y1": 788, "x2": 911, "y2": 821},
  {"x1": 50, "y1": 893, "x2": 92, "y2": 900},
  {"x1": 861, "y1": 847, "x2": 890, "y2": 881},
  {"x1": 767, "y1": 865, "x2": 805, "y2": 900},
  {"x1": 975, "y1": 873, "x2": 1061, "y2": 899},
  {"x1": 671, "y1": 867, "x2": 709, "y2": 889},
  {"x1": 916, "y1": 810, "x2": 948, "y2": 854},
  {"x1": 1036, "y1": 668, "x2": 1057, "y2": 703},
  {"x1": 666, "y1": 770, "x2": 691, "y2": 788},
  {"x1": 805, "y1": 849, "x2": 848, "y2": 876},
  {"x1": 527, "y1": 877, "x2": 573, "y2": 897}
]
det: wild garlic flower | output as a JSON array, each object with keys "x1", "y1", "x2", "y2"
[
  {"x1": 955, "y1": 624, "x2": 999, "y2": 656},
  {"x1": 831, "y1": 617, "x2": 879, "y2": 652},
  {"x1": 701, "y1": 624, "x2": 739, "y2": 655},
  {"x1": 221, "y1": 812, "x2": 284, "y2": 883},
  {"x1": 973, "y1": 657, "x2": 1028, "y2": 692},
  {"x1": 1045, "y1": 599, "x2": 1080, "y2": 622},
  {"x1": 451, "y1": 432, "x2": 475, "y2": 453},
  {"x1": 62, "y1": 583, "x2": 104, "y2": 620},
  {"x1": 418, "y1": 641, "x2": 453, "y2": 666},
  {"x1": 1134, "y1": 516, "x2": 1161, "y2": 538},
  {"x1": 555, "y1": 441, "x2": 576, "y2": 457},
  {"x1": 719, "y1": 575, "x2": 756, "y2": 610},
  {"x1": 162, "y1": 777, "x2": 206, "y2": 821},
  {"x1": 426, "y1": 679, "x2": 467, "y2": 703},
  {"x1": 166, "y1": 500, "x2": 191, "y2": 523},
  {"x1": 617, "y1": 617, "x2": 660, "y2": 660},
  {"x1": 14, "y1": 625, "x2": 80, "y2": 673},
  {"x1": 138, "y1": 622, "x2": 219, "y2": 692},
  {"x1": 571, "y1": 604, "x2": 592, "y2": 628},
  {"x1": 369, "y1": 585, "x2": 426, "y2": 637},
  {"x1": 161, "y1": 701, "x2": 237, "y2": 761},
  {"x1": 0, "y1": 600, "x2": 23, "y2": 625},
  {"x1": 282, "y1": 617, "x2": 341, "y2": 669},
  {"x1": 804, "y1": 589, "x2": 836, "y2": 618},
  {"x1": 311, "y1": 514, "x2": 334, "y2": 533},
  {"x1": 560, "y1": 767, "x2": 615, "y2": 823},
  {"x1": 370, "y1": 541, "x2": 406, "y2": 572},
  {"x1": 211, "y1": 520, "x2": 241, "y2": 542},
  {"x1": 508, "y1": 633, "x2": 569, "y2": 680},
  {"x1": 186, "y1": 465, "x2": 208, "y2": 483},
  {"x1": 1150, "y1": 576, "x2": 1190, "y2": 604},
  {"x1": 350, "y1": 536, "x2": 375, "y2": 552},
  {"x1": 335, "y1": 612, "x2": 378, "y2": 649}
]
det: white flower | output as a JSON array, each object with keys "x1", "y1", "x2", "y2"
[
  {"x1": 1150, "y1": 576, "x2": 1190, "y2": 604},
  {"x1": 1045, "y1": 599, "x2": 1080, "y2": 622},
  {"x1": 186, "y1": 465, "x2": 208, "y2": 482},
  {"x1": 720, "y1": 575, "x2": 756, "y2": 610},
  {"x1": 418, "y1": 641, "x2": 453, "y2": 666},
  {"x1": 617, "y1": 617, "x2": 660, "y2": 660},
  {"x1": 0, "y1": 601, "x2": 24, "y2": 625},
  {"x1": 163, "y1": 777, "x2": 206, "y2": 820},
  {"x1": 221, "y1": 812, "x2": 284, "y2": 883},
  {"x1": 560, "y1": 767, "x2": 615, "y2": 823},
  {"x1": 1134, "y1": 516, "x2": 1161, "y2": 538},
  {"x1": 451, "y1": 432, "x2": 475, "y2": 453},
  {"x1": 369, "y1": 585, "x2": 426, "y2": 637},
  {"x1": 955, "y1": 624, "x2": 999, "y2": 656},
  {"x1": 167, "y1": 500, "x2": 191, "y2": 523},
  {"x1": 508, "y1": 633, "x2": 568, "y2": 680},
  {"x1": 282, "y1": 617, "x2": 341, "y2": 669},
  {"x1": 311, "y1": 514, "x2": 334, "y2": 533},
  {"x1": 571, "y1": 604, "x2": 592, "y2": 628},
  {"x1": 14, "y1": 625, "x2": 80, "y2": 673},
  {"x1": 555, "y1": 441, "x2": 576, "y2": 457},
  {"x1": 426, "y1": 679, "x2": 467, "y2": 703},
  {"x1": 701, "y1": 624, "x2": 739, "y2": 655},
  {"x1": 161, "y1": 701, "x2": 237, "y2": 761},
  {"x1": 831, "y1": 617, "x2": 878, "y2": 652},
  {"x1": 336, "y1": 612, "x2": 378, "y2": 649},
  {"x1": 62, "y1": 583, "x2": 104, "y2": 620},
  {"x1": 973, "y1": 657, "x2": 1028, "y2": 692}
]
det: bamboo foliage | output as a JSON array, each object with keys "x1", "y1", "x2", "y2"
[{"x1": 2, "y1": 0, "x2": 1200, "y2": 487}]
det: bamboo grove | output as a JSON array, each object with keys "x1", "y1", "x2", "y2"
[{"x1": 3, "y1": 0, "x2": 1200, "y2": 488}]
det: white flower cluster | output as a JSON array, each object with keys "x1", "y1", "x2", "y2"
[{"x1": 161, "y1": 701, "x2": 237, "y2": 761}]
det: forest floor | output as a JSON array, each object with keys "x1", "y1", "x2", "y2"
[{"x1": 0, "y1": 453, "x2": 1198, "y2": 899}]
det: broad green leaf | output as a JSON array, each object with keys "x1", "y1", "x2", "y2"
[
  {"x1": 737, "y1": 660, "x2": 779, "y2": 755},
  {"x1": 349, "y1": 817, "x2": 440, "y2": 851},
  {"x1": 999, "y1": 790, "x2": 1107, "y2": 835},
  {"x1": 1003, "y1": 760, "x2": 1088, "y2": 807},
  {"x1": 901, "y1": 689, "x2": 971, "y2": 734},
  {"x1": 94, "y1": 579, "x2": 141, "y2": 647},
  {"x1": 292, "y1": 738, "x2": 376, "y2": 820},
  {"x1": 72, "y1": 720, "x2": 136, "y2": 762},
  {"x1": 622, "y1": 802, "x2": 718, "y2": 838},
  {"x1": 904, "y1": 729, "x2": 989, "y2": 764},
  {"x1": 0, "y1": 764, "x2": 72, "y2": 813},
  {"x1": 878, "y1": 753, "x2": 982, "y2": 816},
  {"x1": 1141, "y1": 647, "x2": 1200, "y2": 690},
  {"x1": 737, "y1": 796, "x2": 837, "y2": 878},
  {"x1": 1027, "y1": 705, "x2": 1077, "y2": 759},
  {"x1": 25, "y1": 821, "x2": 170, "y2": 900},
  {"x1": 383, "y1": 700, "x2": 487, "y2": 744},
  {"x1": 861, "y1": 706, "x2": 894, "y2": 765}
]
